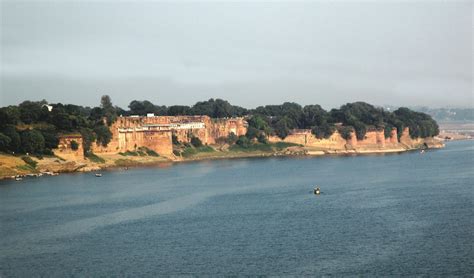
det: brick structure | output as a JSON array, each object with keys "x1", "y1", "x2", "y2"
[
  {"x1": 269, "y1": 127, "x2": 406, "y2": 151},
  {"x1": 91, "y1": 115, "x2": 248, "y2": 157},
  {"x1": 54, "y1": 135, "x2": 84, "y2": 160}
]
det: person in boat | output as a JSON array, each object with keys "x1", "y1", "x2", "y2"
[{"x1": 314, "y1": 187, "x2": 321, "y2": 195}]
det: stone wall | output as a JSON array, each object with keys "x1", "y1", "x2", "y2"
[
  {"x1": 54, "y1": 135, "x2": 84, "y2": 160},
  {"x1": 91, "y1": 119, "x2": 173, "y2": 157},
  {"x1": 207, "y1": 118, "x2": 248, "y2": 144},
  {"x1": 350, "y1": 129, "x2": 386, "y2": 147},
  {"x1": 269, "y1": 127, "x2": 404, "y2": 151},
  {"x1": 91, "y1": 115, "x2": 247, "y2": 157},
  {"x1": 385, "y1": 129, "x2": 398, "y2": 144},
  {"x1": 268, "y1": 130, "x2": 347, "y2": 150}
]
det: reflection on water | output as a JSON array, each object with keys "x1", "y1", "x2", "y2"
[{"x1": 0, "y1": 141, "x2": 473, "y2": 276}]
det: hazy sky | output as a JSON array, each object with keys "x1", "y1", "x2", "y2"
[{"x1": 1, "y1": 1, "x2": 472, "y2": 109}]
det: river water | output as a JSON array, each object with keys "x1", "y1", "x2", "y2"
[{"x1": 1, "y1": 141, "x2": 473, "y2": 276}]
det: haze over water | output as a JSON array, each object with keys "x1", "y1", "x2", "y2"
[{"x1": 1, "y1": 141, "x2": 473, "y2": 276}]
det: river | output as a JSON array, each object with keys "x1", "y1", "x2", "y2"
[{"x1": 1, "y1": 141, "x2": 473, "y2": 276}]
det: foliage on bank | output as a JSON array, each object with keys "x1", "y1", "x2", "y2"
[
  {"x1": 0, "y1": 97, "x2": 438, "y2": 157},
  {"x1": 247, "y1": 101, "x2": 439, "y2": 140}
]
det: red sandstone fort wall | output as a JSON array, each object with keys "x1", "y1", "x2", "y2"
[
  {"x1": 269, "y1": 127, "x2": 403, "y2": 150},
  {"x1": 91, "y1": 115, "x2": 246, "y2": 156},
  {"x1": 54, "y1": 135, "x2": 84, "y2": 160}
]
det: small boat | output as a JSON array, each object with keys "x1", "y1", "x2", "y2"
[
  {"x1": 313, "y1": 187, "x2": 321, "y2": 195},
  {"x1": 95, "y1": 173, "x2": 102, "y2": 177},
  {"x1": 420, "y1": 149, "x2": 425, "y2": 154},
  {"x1": 15, "y1": 177, "x2": 23, "y2": 181}
]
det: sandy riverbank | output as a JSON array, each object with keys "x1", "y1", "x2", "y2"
[{"x1": 0, "y1": 139, "x2": 445, "y2": 181}]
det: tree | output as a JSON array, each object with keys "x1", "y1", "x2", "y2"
[
  {"x1": 19, "y1": 101, "x2": 43, "y2": 124},
  {"x1": 20, "y1": 130, "x2": 45, "y2": 154},
  {"x1": 353, "y1": 121, "x2": 367, "y2": 140},
  {"x1": 94, "y1": 125, "x2": 112, "y2": 147},
  {"x1": 100, "y1": 95, "x2": 117, "y2": 125},
  {"x1": 338, "y1": 126, "x2": 353, "y2": 140},
  {"x1": 236, "y1": 135, "x2": 251, "y2": 147},
  {"x1": 2, "y1": 126, "x2": 21, "y2": 152},
  {"x1": 190, "y1": 136, "x2": 203, "y2": 147},
  {"x1": 0, "y1": 133, "x2": 11, "y2": 152},
  {"x1": 80, "y1": 128, "x2": 96, "y2": 154},
  {"x1": 0, "y1": 109, "x2": 8, "y2": 130},
  {"x1": 101, "y1": 95, "x2": 113, "y2": 111},
  {"x1": 248, "y1": 115, "x2": 269, "y2": 130},
  {"x1": 303, "y1": 105, "x2": 329, "y2": 127},
  {"x1": 0, "y1": 106, "x2": 20, "y2": 127},
  {"x1": 89, "y1": 107, "x2": 104, "y2": 122},
  {"x1": 50, "y1": 106, "x2": 73, "y2": 130},
  {"x1": 168, "y1": 105, "x2": 191, "y2": 116},
  {"x1": 226, "y1": 132, "x2": 238, "y2": 144},
  {"x1": 41, "y1": 131, "x2": 59, "y2": 149},
  {"x1": 312, "y1": 123, "x2": 336, "y2": 139},
  {"x1": 128, "y1": 100, "x2": 156, "y2": 115},
  {"x1": 274, "y1": 117, "x2": 292, "y2": 139},
  {"x1": 245, "y1": 127, "x2": 259, "y2": 140},
  {"x1": 393, "y1": 107, "x2": 439, "y2": 138},
  {"x1": 189, "y1": 98, "x2": 247, "y2": 118}
]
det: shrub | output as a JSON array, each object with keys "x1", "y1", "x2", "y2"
[
  {"x1": 311, "y1": 123, "x2": 336, "y2": 139},
  {"x1": 338, "y1": 126, "x2": 353, "y2": 140},
  {"x1": 85, "y1": 152, "x2": 105, "y2": 163},
  {"x1": 197, "y1": 146, "x2": 214, "y2": 152},
  {"x1": 190, "y1": 137, "x2": 203, "y2": 147},
  {"x1": 121, "y1": 151, "x2": 138, "y2": 156},
  {"x1": 274, "y1": 142, "x2": 301, "y2": 150},
  {"x1": 21, "y1": 156, "x2": 37, "y2": 168},
  {"x1": 42, "y1": 149, "x2": 54, "y2": 156},
  {"x1": 236, "y1": 135, "x2": 251, "y2": 148},
  {"x1": 172, "y1": 134, "x2": 180, "y2": 145},
  {"x1": 181, "y1": 147, "x2": 197, "y2": 158},
  {"x1": 145, "y1": 149, "x2": 159, "y2": 157},
  {"x1": 226, "y1": 132, "x2": 238, "y2": 145},
  {"x1": 257, "y1": 133, "x2": 268, "y2": 144},
  {"x1": 70, "y1": 140, "x2": 79, "y2": 150}
]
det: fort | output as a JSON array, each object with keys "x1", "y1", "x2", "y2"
[
  {"x1": 54, "y1": 115, "x2": 439, "y2": 160},
  {"x1": 89, "y1": 115, "x2": 248, "y2": 157},
  {"x1": 55, "y1": 135, "x2": 84, "y2": 161},
  {"x1": 268, "y1": 126, "x2": 422, "y2": 152}
]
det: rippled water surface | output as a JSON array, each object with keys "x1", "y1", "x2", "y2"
[{"x1": 1, "y1": 141, "x2": 473, "y2": 276}]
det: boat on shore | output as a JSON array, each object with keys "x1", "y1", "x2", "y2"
[{"x1": 95, "y1": 173, "x2": 102, "y2": 177}]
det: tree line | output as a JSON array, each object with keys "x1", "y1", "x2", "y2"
[
  {"x1": 0, "y1": 96, "x2": 439, "y2": 155},
  {"x1": 247, "y1": 102, "x2": 439, "y2": 141}
]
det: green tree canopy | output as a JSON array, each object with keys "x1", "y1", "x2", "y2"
[
  {"x1": 0, "y1": 133, "x2": 12, "y2": 152},
  {"x1": 20, "y1": 130, "x2": 45, "y2": 154}
]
